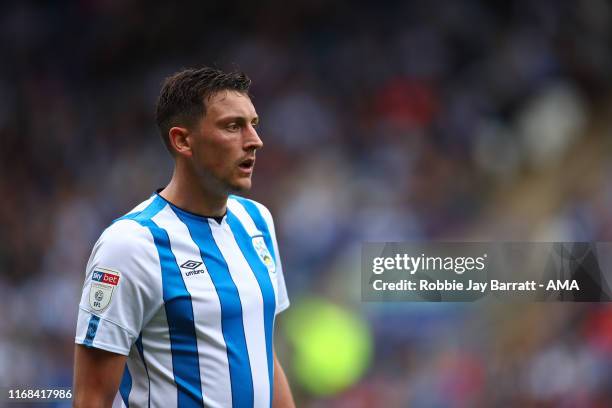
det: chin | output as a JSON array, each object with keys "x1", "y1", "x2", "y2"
[{"x1": 228, "y1": 179, "x2": 252, "y2": 193}]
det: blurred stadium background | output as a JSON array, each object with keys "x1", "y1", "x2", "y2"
[{"x1": 1, "y1": 0, "x2": 612, "y2": 406}]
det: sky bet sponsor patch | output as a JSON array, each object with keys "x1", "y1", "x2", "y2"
[{"x1": 89, "y1": 267, "x2": 120, "y2": 311}]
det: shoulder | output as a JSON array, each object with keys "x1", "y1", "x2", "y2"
[
  {"x1": 94, "y1": 218, "x2": 155, "y2": 260},
  {"x1": 229, "y1": 195, "x2": 273, "y2": 219},
  {"x1": 95, "y1": 195, "x2": 159, "y2": 251},
  {"x1": 228, "y1": 195, "x2": 275, "y2": 229},
  {"x1": 87, "y1": 218, "x2": 161, "y2": 286}
]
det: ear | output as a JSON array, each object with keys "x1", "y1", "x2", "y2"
[{"x1": 168, "y1": 126, "x2": 192, "y2": 157}]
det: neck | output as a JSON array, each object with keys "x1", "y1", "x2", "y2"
[{"x1": 159, "y1": 162, "x2": 228, "y2": 217}]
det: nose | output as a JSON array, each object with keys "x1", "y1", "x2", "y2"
[{"x1": 244, "y1": 124, "x2": 263, "y2": 151}]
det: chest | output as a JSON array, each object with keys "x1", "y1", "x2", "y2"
[{"x1": 160, "y1": 222, "x2": 278, "y2": 323}]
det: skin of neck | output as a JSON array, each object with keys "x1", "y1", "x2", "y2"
[{"x1": 159, "y1": 159, "x2": 229, "y2": 218}]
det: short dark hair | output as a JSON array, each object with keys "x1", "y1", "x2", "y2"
[{"x1": 155, "y1": 66, "x2": 251, "y2": 153}]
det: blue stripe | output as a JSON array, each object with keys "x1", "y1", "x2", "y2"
[
  {"x1": 226, "y1": 209, "x2": 276, "y2": 405},
  {"x1": 135, "y1": 335, "x2": 151, "y2": 408},
  {"x1": 232, "y1": 196, "x2": 277, "y2": 263},
  {"x1": 129, "y1": 196, "x2": 204, "y2": 407},
  {"x1": 83, "y1": 315, "x2": 100, "y2": 347},
  {"x1": 172, "y1": 208, "x2": 254, "y2": 408},
  {"x1": 119, "y1": 365, "x2": 132, "y2": 407}
]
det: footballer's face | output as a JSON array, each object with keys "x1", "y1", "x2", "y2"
[{"x1": 188, "y1": 90, "x2": 262, "y2": 195}]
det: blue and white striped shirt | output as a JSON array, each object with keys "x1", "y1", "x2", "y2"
[{"x1": 75, "y1": 193, "x2": 289, "y2": 408}]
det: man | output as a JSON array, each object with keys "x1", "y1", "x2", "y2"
[{"x1": 73, "y1": 67, "x2": 295, "y2": 408}]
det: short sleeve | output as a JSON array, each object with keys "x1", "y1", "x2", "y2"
[
  {"x1": 75, "y1": 220, "x2": 163, "y2": 355},
  {"x1": 257, "y1": 204, "x2": 290, "y2": 314}
]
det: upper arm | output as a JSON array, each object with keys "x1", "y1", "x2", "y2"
[
  {"x1": 73, "y1": 220, "x2": 162, "y2": 403},
  {"x1": 73, "y1": 345, "x2": 127, "y2": 408},
  {"x1": 75, "y1": 220, "x2": 162, "y2": 353}
]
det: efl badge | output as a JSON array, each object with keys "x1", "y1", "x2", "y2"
[
  {"x1": 252, "y1": 236, "x2": 275, "y2": 273},
  {"x1": 89, "y1": 267, "x2": 120, "y2": 312}
]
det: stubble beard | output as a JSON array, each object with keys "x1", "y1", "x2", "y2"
[{"x1": 202, "y1": 171, "x2": 253, "y2": 198}]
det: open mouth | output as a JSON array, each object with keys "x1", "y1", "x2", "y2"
[{"x1": 239, "y1": 158, "x2": 255, "y2": 170}]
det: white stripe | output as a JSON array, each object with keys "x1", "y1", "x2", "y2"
[
  {"x1": 230, "y1": 199, "x2": 283, "y2": 314},
  {"x1": 126, "y1": 345, "x2": 149, "y2": 407},
  {"x1": 142, "y1": 306, "x2": 177, "y2": 408},
  {"x1": 152, "y1": 206, "x2": 232, "y2": 408},
  {"x1": 227, "y1": 198, "x2": 259, "y2": 236},
  {"x1": 252, "y1": 201, "x2": 290, "y2": 314},
  {"x1": 251, "y1": 202, "x2": 281, "y2": 261},
  {"x1": 209, "y1": 218, "x2": 270, "y2": 408}
]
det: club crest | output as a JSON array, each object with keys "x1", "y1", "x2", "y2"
[
  {"x1": 89, "y1": 267, "x2": 120, "y2": 312},
  {"x1": 252, "y1": 236, "x2": 275, "y2": 273}
]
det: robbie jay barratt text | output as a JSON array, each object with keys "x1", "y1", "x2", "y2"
[{"x1": 372, "y1": 279, "x2": 580, "y2": 292}]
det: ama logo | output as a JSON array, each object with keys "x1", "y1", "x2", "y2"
[{"x1": 89, "y1": 268, "x2": 120, "y2": 312}]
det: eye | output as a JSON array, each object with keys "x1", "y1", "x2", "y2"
[{"x1": 226, "y1": 123, "x2": 240, "y2": 132}]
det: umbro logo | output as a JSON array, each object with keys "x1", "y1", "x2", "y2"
[
  {"x1": 180, "y1": 260, "x2": 207, "y2": 277},
  {"x1": 180, "y1": 260, "x2": 203, "y2": 269}
]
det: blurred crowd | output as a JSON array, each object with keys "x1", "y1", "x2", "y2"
[{"x1": 1, "y1": 0, "x2": 611, "y2": 406}]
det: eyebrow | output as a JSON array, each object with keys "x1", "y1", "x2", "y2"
[{"x1": 216, "y1": 115, "x2": 259, "y2": 124}]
